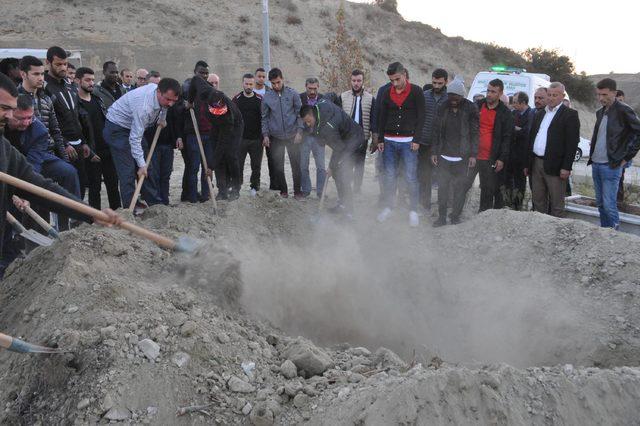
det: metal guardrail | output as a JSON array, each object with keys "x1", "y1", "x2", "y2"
[{"x1": 565, "y1": 195, "x2": 640, "y2": 236}]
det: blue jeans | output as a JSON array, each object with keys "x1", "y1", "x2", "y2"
[
  {"x1": 592, "y1": 162, "x2": 623, "y2": 228},
  {"x1": 185, "y1": 134, "x2": 214, "y2": 202},
  {"x1": 104, "y1": 120, "x2": 160, "y2": 208},
  {"x1": 382, "y1": 140, "x2": 419, "y2": 211},
  {"x1": 41, "y1": 158, "x2": 81, "y2": 197},
  {"x1": 300, "y1": 135, "x2": 326, "y2": 197},
  {"x1": 150, "y1": 144, "x2": 174, "y2": 205}
]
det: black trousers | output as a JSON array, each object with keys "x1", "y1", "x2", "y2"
[
  {"x1": 437, "y1": 158, "x2": 468, "y2": 220},
  {"x1": 239, "y1": 138, "x2": 263, "y2": 190},
  {"x1": 180, "y1": 143, "x2": 191, "y2": 201},
  {"x1": 418, "y1": 145, "x2": 433, "y2": 209},
  {"x1": 352, "y1": 140, "x2": 367, "y2": 193},
  {"x1": 71, "y1": 145, "x2": 88, "y2": 201},
  {"x1": 504, "y1": 158, "x2": 527, "y2": 210},
  {"x1": 468, "y1": 159, "x2": 504, "y2": 212},
  {"x1": 212, "y1": 131, "x2": 242, "y2": 196},
  {"x1": 270, "y1": 137, "x2": 301, "y2": 194},
  {"x1": 86, "y1": 150, "x2": 121, "y2": 210}
]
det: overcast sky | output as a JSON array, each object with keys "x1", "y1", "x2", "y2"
[{"x1": 350, "y1": 0, "x2": 638, "y2": 75}]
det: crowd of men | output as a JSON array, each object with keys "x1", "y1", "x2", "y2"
[{"x1": 1, "y1": 45, "x2": 640, "y2": 278}]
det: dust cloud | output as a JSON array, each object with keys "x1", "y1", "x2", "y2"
[{"x1": 232, "y1": 217, "x2": 593, "y2": 368}]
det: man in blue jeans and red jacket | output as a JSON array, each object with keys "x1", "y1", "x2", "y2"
[
  {"x1": 589, "y1": 78, "x2": 640, "y2": 229},
  {"x1": 376, "y1": 62, "x2": 425, "y2": 227}
]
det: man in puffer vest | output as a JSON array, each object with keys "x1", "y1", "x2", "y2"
[{"x1": 336, "y1": 69, "x2": 376, "y2": 195}]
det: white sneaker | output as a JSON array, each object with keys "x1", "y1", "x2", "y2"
[
  {"x1": 409, "y1": 211, "x2": 419, "y2": 227},
  {"x1": 250, "y1": 188, "x2": 257, "y2": 197},
  {"x1": 377, "y1": 207, "x2": 392, "y2": 223}
]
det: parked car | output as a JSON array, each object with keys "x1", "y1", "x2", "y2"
[{"x1": 575, "y1": 137, "x2": 590, "y2": 162}]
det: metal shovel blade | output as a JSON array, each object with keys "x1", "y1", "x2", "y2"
[
  {"x1": 19, "y1": 230, "x2": 54, "y2": 247},
  {"x1": 174, "y1": 236, "x2": 206, "y2": 254}
]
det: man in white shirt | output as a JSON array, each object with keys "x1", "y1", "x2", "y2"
[
  {"x1": 525, "y1": 82, "x2": 580, "y2": 217},
  {"x1": 103, "y1": 78, "x2": 181, "y2": 209}
]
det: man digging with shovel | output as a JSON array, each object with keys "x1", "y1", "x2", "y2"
[
  {"x1": 103, "y1": 77, "x2": 182, "y2": 213},
  {"x1": 300, "y1": 99, "x2": 364, "y2": 220}
]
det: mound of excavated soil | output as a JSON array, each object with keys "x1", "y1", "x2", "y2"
[{"x1": 2, "y1": 189, "x2": 640, "y2": 424}]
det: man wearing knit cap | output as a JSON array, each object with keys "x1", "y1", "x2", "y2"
[
  {"x1": 469, "y1": 78, "x2": 513, "y2": 212},
  {"x1": 430, "y1": 77, "x2": 479, "y2": 226},
  {"x1": 376, "y1": 62, "x2": 425, "y2": 227}
]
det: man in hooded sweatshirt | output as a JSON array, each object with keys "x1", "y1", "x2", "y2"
[
  {"x1": 430, "y1": 78, "x2": 479, "y2": 226},
  {"x1": 188, "y1": 75, "x2": 244, "y2": 200}
]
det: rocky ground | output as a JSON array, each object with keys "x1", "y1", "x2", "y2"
[{"x1": 1, "y1": 156, "x2": 640, "y2": 424}]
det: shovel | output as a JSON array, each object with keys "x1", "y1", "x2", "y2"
[
  {"x1": 6, "y1": 212, "x2": 54, "y2": 247},
  {"x1": 310, "y1": 172, "x2": 331, "y2": 224},
  {"x1": 0, "y1": 331, "x2": 68, "y2": 354},
  {"x1": 0, "y1": 172, "x2": 202, "y2": 254},
  {"x1": 189, "y1": 107, "x2": 218, "y2": 213},
  {"x1": 13, "y1": 195, "x2": 60, "y2": 239},
  {"x1": 128, "y1": 124, "x2": 162, "y2": 211}
]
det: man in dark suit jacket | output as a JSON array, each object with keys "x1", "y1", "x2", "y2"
[{"x1": 525, "y1": 82, "x2": 580, "y2": 217}]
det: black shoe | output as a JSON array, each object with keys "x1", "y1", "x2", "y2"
[
  {"x1": 450, "y1": 216, "x2": 461, "y2": 225},
  {"x1": 228, "y1": 191, "x2": 240, "y2": 201},
  {"x1": 215, "y1": 193, "x2": 228, "y2": 201},
  {"x1": 432, "y1": 218, "x2": 447, "y2": 228}
]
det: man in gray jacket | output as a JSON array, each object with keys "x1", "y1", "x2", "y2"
[{"x1": 261, "y1": 68, "x2": 304, "y2": 198}]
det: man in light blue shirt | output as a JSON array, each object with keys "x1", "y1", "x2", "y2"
[{"x1": 103, "y1": 78, "x2": 181, "y2": 209}]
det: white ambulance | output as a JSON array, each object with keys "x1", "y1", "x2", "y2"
[{"x1": 467, "y1": 66, "x2": 566, "y2": 108}]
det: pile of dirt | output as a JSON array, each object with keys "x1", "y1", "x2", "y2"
[{"x1": 2, "y1": 194, "x2": 640, "y2": 424}]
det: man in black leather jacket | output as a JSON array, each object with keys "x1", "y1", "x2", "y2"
[{"x1": 588, "y1": 78, "x2": 640, "y2": 229}]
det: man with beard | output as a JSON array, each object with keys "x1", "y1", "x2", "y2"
[
  {"x1": 419, "y1": 68, "x2": 448, "y2": 211},
  {"x1": 17, "y1": 55, "x2": 68, "y2": 161},
  {"x1": 44, "y1": 46, "x2": 91, "y2": 200},
  {"x1": 94, "y1": 61, "x2": 124, "y2": 110},
  {"x1": 181, "y1": 60, "x2": 213, "y2": 202},
  {"x1": 75, "y1": 67, "x2": 121, "y2": 210},
  {"x1": 120, "y1": 68, "x2": 134, "y2": 93},
  {"x1": 336, "y1": 69, "x2": 375, "y2": 195},
  {"x1": 233, "y1": 73, "x2": 263, "y2": 196}
]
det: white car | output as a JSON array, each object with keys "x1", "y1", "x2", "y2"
[{"x1": 575, "y1": 137, "x2": 591, "y2": 162}]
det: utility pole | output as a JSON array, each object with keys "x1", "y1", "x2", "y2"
[{"x1": 262, "y1": 0, "x2": 271, "y2": 73}]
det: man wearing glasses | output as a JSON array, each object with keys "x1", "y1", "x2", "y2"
[
  {"x1": 135, "y1": 68, "x2": 149, "y2": 88},
  {"x1": 103, "y1": 78, "x2": 181, "y2": 210}
]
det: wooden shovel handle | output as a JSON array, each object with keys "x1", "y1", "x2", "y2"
[
  {"x1": 0, "y1": 171, "x2": 177, "y2": 250},
  {"x1": 14, "y1": 197, "x2": 53, "y2": 232},
  {"x1": 189, "y1": 108, "x2": 218, "y2": 211},
  {"x1": 128, "y1": 125, "x2": 162, "y2": 210},
  {"x1": 5, "y1": 211, "x2": 25, "y2": 232}
]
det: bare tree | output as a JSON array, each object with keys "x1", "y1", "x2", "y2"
[{"x1": 317, "y1": 3, "x2": 368, "y2": 93}]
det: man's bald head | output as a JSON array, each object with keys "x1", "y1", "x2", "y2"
[
  {"x1": 135, "y1": 68, "x2": 149, "y2": 86},
  {"x1": 208, "y1": 73, "x2": 220, "y2": 90}
]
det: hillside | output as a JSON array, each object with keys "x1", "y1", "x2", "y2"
[{"x1": 0, "y1": 0, "x2": 596, "y2": 134}]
